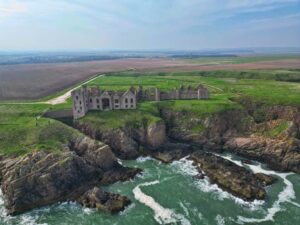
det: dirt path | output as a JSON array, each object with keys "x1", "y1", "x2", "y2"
[{"x1": 46, "y1": 74, "x2": 104, "y2": 105}]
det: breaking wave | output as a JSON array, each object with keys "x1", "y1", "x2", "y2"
[
  {"x1": 133, "y1": 180, "x2": 191, "y2": 225},
  {"x1": 215, "y1": 214, "x2": 225, "y2": 225},
  {"x1": 217, "y1": 154, "x2": 300, "y2": 224},
  {"x1": 136, "y1": 156, "x2": 156, "y2": 163}
]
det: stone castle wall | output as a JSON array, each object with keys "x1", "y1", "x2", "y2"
[
  {"x1": 136, "y1": 85, "x2": 209, "y2": 101},
  {"x1": 72, "y1": 85, "x2": 209, "y2": 119}
]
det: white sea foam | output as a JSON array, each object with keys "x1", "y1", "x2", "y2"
[
  {"x1": 136, "y1": 156, "x2": 155, "y2": 163},
  {"x1": 82, "y1": 207, "x2": 95, "y2": 215},
  {"x1": 171, "y1": 157, "x2": 198, "y2": 177},
  {"x1": 119, "y1": 203, "x2": 135, "y2": 216},
  {"x1": 179, "y1": 202, "x2": 190, "y2": 217},
  {"x1": 19, "y1": 214, "x2": 48, "y2": 225},
  {"x1": 218, "y1": 154, "x2": 300, "y2": 224},
  {"x1": 117, "y1": 158, "x2": 123, "y2": 165},
  {"x1": 237, "y1": 163, "x2": 299, "y2": 224},
  {"x1": 215, "y1": 214, "x2": 225, "y2": 225},
  {"x1": 133, "y1": 180, "x2": 191, "y2": 225},
  {"x1": 219, "y1": 154, "x2": 243, "y2": 167}
]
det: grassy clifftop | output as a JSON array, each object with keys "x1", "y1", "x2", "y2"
[
  {"x1": 1, "y1": 69, "x2": 299, "y2": 156},
  {"x1": 79, "y1": 101, "x2": 162, "y2": 131},
  {"x1": 0, "y1": 104, "x2": 81, "y2": 156},
  {"x1": 87, "y1": 70, "x2": 300, "y2": 106}
]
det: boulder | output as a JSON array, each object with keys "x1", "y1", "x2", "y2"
[
  {"x1": 79, "y1": 187, "x2": 131, "y2": 214},
  {"x1": 255, "y1": 173, "x2": 277, "y2": 186},
  {"x1": 147, "y1": 142, "x2": 192, "y2": 163}
]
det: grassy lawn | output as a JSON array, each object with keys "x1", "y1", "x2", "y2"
[
  {"x1": 88, "y1": 71, "x2": 300, "y2": 107},
  {"x1": 79, "y1": 101, "x2": 162, "y2": 131},
  {"x1": 41, "y1": 69, "x2": 300, "y2": 112},
  {"x1": 0, "y1": 104, "x2": 80, "y2": 156}
]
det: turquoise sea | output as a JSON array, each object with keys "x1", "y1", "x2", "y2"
[{"x1": 1, "y1": 154, "x2": 299, "y2": 225}]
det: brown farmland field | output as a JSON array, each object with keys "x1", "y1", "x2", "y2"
[{"x1": 0, "y1": 58, "x2": 299, "y2": 100}]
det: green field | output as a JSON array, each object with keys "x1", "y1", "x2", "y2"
[
  {"x1": 53, "y1": 70, "x2": 300, "y2": 114},
  {"x1": 182, "y1": 55, "x2": 300, "y2": 65},
  {"x1": 1, "y1": 69, "x2": 300, "y2": 156},
  {"x1": 0, "y1": 104, "x2": 80, "y2": 156},
  {"x1": 79, "y1": 102, "x2": 162, "y2": 131},
  {"x1": 87, "y1": 71, "x2": 300, "y2": 106}
]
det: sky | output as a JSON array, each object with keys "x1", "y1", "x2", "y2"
[{"x1": 0, "y1": 0, "x2": 300, "y2": 51}]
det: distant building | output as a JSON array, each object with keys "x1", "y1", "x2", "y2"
[{"x1": 72, "y1": 84, "x2": 209, "y2": 119}]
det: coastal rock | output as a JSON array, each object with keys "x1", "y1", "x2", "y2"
[
  {"x1": 189, "y1": 152, "x2": 268, "y2": 201},
  {"x1": 75, "y1": 120, "x2": 167, "y2": 159},
  {"x1": 144, "y1": 121, "x2": 167, "y2": 149},
  {"x1": 255, "y1": 173, "x2": 277, "y2": 186},
  {"x1": 0, "y1": 136, "x2": 139, "y2": 215},
  {"x1": 161, "y1": 102, "x2": 300, "y2": 174},
  {"x1": 100, "y1": 164, "x2": 142, "y2": 185},
  {"x1": 79, "y1": 187, "x2": 131, "y2": 214},
  {"x1": 224, "y1": 136, "x2": 300, "y2": 173},
  {"x1": 148, "y1": 142, "x2": 192, "y2": 163}
]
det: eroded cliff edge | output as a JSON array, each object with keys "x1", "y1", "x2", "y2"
[
  {"x1": 0, "y1": 98, "x2": 299, "y2": 215},
  {"x1": 0, "y1": 136, "x2": 140, "y2": 215},
  {"x1": 74, "y1": 98, "x2": 300, "y2": 173},
  {"x1": 71, "y1": 98, "x2": 299, "y2": 201},
  {"x1": 161, "y1": 99, "x2": 300, "y2": 173}
]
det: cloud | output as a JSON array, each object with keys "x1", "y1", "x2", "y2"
[
  {"x1": 227, "y1": 0, "x2": 298, "y2": 8},
  {"x1": 0, "y1": 0, "x2": 28, "y2": 23},
  {"x1": 0, "y1": 0, "x2": 27, "y2": 16},
  {"x1": 0, "y1": 0, "x2": 299, "y2": 50}
]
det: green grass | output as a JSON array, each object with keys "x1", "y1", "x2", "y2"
[
  {"x1": 182, "y1": 55, "x2": 300, "y2": 65},
  {"x1": 79, "y1": 101, "x2": 162, "y2": 131},
  {"x1": 0, "y1": 104, "x2": 81, "y2": 156},
  {"x1": 156, "y1": 95, "x2": 240, "y2": 117},
  {"x1": 190, "y1": 124, "x2": 206, "y2": 133},
  {"x1": 261, "y1": 121, "x2": 290, "y2": 138},
  {"x1": 88, "y1": 72, "x2": 300, "y2": 107},
  {"x1": 1, "y1": 69, "x2": 299, "y2": 156}
]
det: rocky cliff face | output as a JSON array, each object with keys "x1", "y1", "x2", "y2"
[
  {"x1": 161, "y1": 100, "x2": 300, "y2": 174},
  {"x1": 0, "y1": 136, "x2": 140, "y2": 215},
  {"x1": 74, "y1": 120, "x2": 167, "y2": 159}
]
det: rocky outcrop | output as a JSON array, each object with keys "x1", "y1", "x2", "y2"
[
  {"x1": 161, "y1": 109, "x2": 252, "y2": 152},
  {"x1": 161, "y1": 101, "x2": 300, "y2": 174},
  {"x1": 132, "y1": 120, "x2": 167, "y2": 149},
  {"x1": 147, "y1": 142, "x2": 193, "y2": 163},
  {"x1": 255, "y1": 173, "x2": 277, "y2": 186},
  {"x1": 0, "y1": 136, "x2": 140, "y2": 215},
  {"x1": 74, "y1": 120, "x2": 167, "y2": 159},
  {"x1": 224, "y1": 136, "x2": 300, "y2": 173},
  {"x1": 79, "y1": 187, "x2": 131, "y2": 214},
  {"x1": 189, "y1": 152, "x2": 272, "y2": 201}
]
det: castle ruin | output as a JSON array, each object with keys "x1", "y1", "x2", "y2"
[{"x1": 72, "y1": 84, "x2": 209, "y2": 119}]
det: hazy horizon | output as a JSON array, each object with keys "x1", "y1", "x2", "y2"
[{"x1": 0, "y1": 0, "x2": 300, "y2": 51}]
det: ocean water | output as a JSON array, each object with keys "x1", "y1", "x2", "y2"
[{"x1": 0, "y1": 154, "x2": 299, "y2": 225}]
